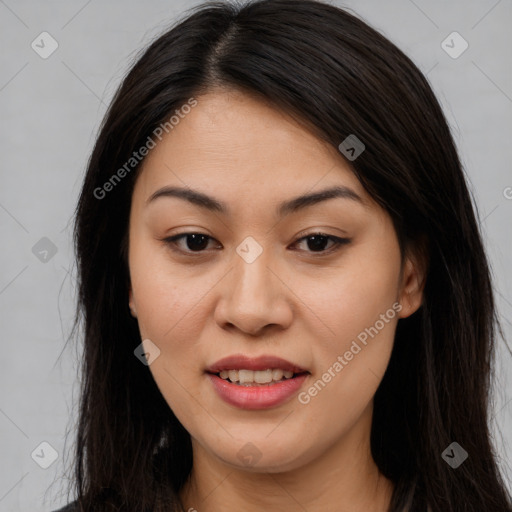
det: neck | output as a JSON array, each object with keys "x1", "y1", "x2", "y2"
[{"x1": 178, "y1": 404, "x2": 394, "y2": 512}]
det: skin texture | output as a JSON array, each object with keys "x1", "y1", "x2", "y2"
[{"x1": 127, "y1": 88, "x2": 426, "y2": 512}]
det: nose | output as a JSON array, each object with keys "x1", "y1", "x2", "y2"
[{"x1": 214, "y1": 248, "x2": 293, "y2": 336}]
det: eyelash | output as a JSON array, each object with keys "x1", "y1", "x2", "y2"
[{"x1": 161, "y1": 232, "x2": 351, "y2": 257}]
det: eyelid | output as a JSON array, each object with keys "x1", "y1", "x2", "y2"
[{"x1": 161, "y1": 231, "x2": 351, "y2": 257}]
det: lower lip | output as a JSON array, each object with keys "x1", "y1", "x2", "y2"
[{"x1": 207, "y1": 373, "x2": 308, "y2": 410}]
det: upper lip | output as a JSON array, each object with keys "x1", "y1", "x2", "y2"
[{"x1": 206, "y1": 354, "x2": 308, "y2": 374}]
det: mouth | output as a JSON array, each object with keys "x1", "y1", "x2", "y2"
[{"x1": 205, "y1": 354, "x2": 310, "y2": 409}]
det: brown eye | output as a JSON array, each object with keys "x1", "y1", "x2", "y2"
[
  {"x1": 292, "y1": 233, "x2": 351, "y2": 255},
  {"x1": 164, "y1": 233, "x2": 218, "y2": 254}
]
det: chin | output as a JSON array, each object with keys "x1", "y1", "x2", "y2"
[{"x1": 202, "y1": 432, "x2": 319, "y2": 473}]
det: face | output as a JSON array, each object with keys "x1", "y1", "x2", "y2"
[{"x1": 128, "y1": 88, "x2": 424, "y2": 473}]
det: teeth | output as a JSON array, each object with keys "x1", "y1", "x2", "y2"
[
  {"x1": 272, "y1": 369, "x2": 283, "y2": 381},
  {"x1": 217, "y1": 368, "x2": 296, "y2": 385},
  {"x1": 255, "y1": 369, "x2": 272, "y2": 383},
  {"x1": 239, "y1": 369, "x2": 254, "y2": 384}
]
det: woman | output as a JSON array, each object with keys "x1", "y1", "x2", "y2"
[{"x1": 56, "y1": 0, "x2": 512, "y2": 510}]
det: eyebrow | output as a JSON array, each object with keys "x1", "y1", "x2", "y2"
[{"x1": 146, "y1": 185, "x2": 364, "y2": 217}]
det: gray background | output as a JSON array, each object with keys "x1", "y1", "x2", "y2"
[{"x1": 0, "y1": 0, "x2": 511, "y2": 510}]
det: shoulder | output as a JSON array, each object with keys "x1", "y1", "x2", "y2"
[{"x1": 52, "y1": 502, "x2": 78, "y2": 512}]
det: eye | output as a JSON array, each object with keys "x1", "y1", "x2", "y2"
[
  {"x1": 163, "y1": 233, "x2": 220, "y2": 255},
  {"x1": 161, "y1": 232, "x2": 351, "y2": 256},
  {"x1": 291, "y1": 232, "x2": 351, "y2": 255}
]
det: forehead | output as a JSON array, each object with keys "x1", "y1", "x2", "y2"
[{"x1": 133, "y1": 89, "x2": 371, "y2": 211}]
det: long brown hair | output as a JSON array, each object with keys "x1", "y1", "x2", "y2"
[{"x1": 70, "y1": 1, "x2": 512, "y2": 510}]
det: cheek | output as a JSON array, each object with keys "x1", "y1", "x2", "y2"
[
  {"x1": 130, "y1": 230, "x2": 192, "y2": 332},
  {"x1": 306, "y1": 241, "x2": 401, "y2": 351},
  {"x1": 128, "y1": 235, "x2": 208, "y2": 372},
  {"x1": 297, "y1": 239, "x2": 401, "y2": 411},
  {"x1": 129, "y1": 243, "x2": 212, "y2": 417},
  {"x1": 295, "y1": 288, "x2": 398, "y2": 447}
]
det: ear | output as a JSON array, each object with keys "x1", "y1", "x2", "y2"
[
  {"x1": 128, "y1": 288, "x2": 137, "y2": 318},
  {"x1": 397, "y1": 240, "x2": 428, "y2": 319}
]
